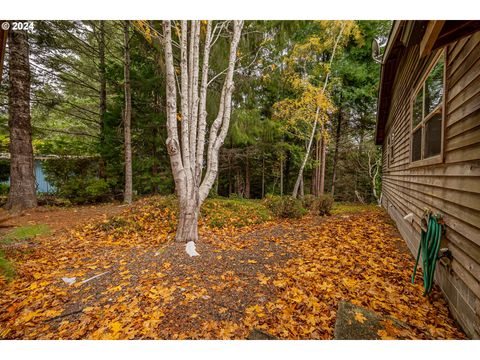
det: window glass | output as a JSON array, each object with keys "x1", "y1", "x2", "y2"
[
  {"x1": 412, "y1": 128, "x2": 422, "y2": 162},
  {"x1": 412, "y1": 89, "x2": 423, "y2": 128},
  {"x1": 425, "y1": 57, "x2": 444, "y2": 115},
  {"x1": 411, "y1": 52, "x2": 444, "y2": 163},
  {"x1": 424, "y1": 113, "x2": 442, "y2": 158}
]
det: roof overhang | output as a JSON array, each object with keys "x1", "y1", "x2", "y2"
[{"x1": 374, "y1": 20, "x2": 480, "y2": 145}]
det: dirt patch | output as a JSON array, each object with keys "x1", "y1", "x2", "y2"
[{"x1": 0, "y1": 203, "x2": 127, "y2": 238}]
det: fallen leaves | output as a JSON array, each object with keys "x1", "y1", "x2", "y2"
[
  {"x1": 354, "y1": 312, "x2": 366, "y2": 324},
  {"x1": 0, "y1": 196, "x2": 466, "y2": 340},
  {"x1": 256, "y1": 273, "x2": 270, "y2": 285}
]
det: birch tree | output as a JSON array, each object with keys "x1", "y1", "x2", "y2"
[
  {"x1": 162, "y1": 20, "x2": 243, "y2": 250},
  {"x1": 290, "y1": 22, "x2": 347, "y2": 198}
]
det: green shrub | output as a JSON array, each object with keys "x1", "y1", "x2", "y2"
[
  {"x1": 41, "y1": 158, "x2": 114, "y2": 204},
  {"x1": 311, "y1": 195, "x2": 334, "y2": 216},
  {"x1": 59, "y1": 178, "x2": 110, "y2": 204},
  {"x1": 0, "y1": 183, "x2": 9, "y2": 195},
  {"x1": 302, "y1": 194, "x2": 316, "y2": 209},
  {"x1": 264, "y1": 195, "x2": 305, "y2": 219},
  {"x1": 37, "y1": 195, "x2": 72, "y2": 207}
]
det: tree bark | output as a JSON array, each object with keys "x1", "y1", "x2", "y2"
[
  {"x1": 299, "y1": 174, "x2": 304, "y2": 197},
  {"x1": 312, "y1": 136, "x2": 321, "y2": 196},
  {"x1": 292, "y1": 108, "x2": 318, "y2": 198},
  {"x1": 319, "y1": 125, "x2": 326, "y2": 196},
  {"x1": 228, "y1": 151, "x2": 232, "y2": 195},
  {"x1": 261, "y1": 153, "x2": 265, "y2": 198},
  {"x1": 123, "y1": 21, "x2": 133, "y2": 204},
  {"x1": 176, "y1": 202, "x2": 199, "y2": 243},
  {"x1": 331, "y1": 103, "x2": 342, "y2": 196},
  {"x1": 163, "y1": 20, "x2": 243, "y2": 244},
  {"x1": 236, "y1": 168, "x2": 242, "y2": 196},
  {"x1": 245, "y1": 150, "x2": 250, "y2": 199},
  {"x1": 5, "y1": 28, "x2": 37, "y2": 211},
  {"x1": 280, "y1": 155, "x2": 283, "y2": 196}
]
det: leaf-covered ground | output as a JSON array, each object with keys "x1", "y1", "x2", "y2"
[{"x1": 0, "y1": 196, "x2": 466, "y2": 339}]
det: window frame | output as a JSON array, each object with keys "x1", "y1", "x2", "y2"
[{"x1": 409, "y1": 49, "x2": 446, "y2": 168}]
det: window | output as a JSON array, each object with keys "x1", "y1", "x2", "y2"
[{"x1": 411, "y1": 52, "x2": 445, "y2": 163}]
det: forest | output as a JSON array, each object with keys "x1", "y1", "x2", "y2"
[
  {"x1": 0, "y1": 20, "x2": 470, "y2": 341},
  {"x1": 0, "y1": 20, "x2": 389, "y2": 209}
]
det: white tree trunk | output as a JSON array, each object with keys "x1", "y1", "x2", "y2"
[
  {"x1": 163, "y1": 20, "x2": 243, "y2": 246},
  {"x1": 292, "y1": 22, "x2": 346, "y2": 198},
  {"x1": 292, "y1": 107, "x2": 319, "y2": 198}
]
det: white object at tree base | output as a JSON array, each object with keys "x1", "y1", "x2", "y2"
[
  {"x1": 62, "y1": 277, "x2": 77, "y2": 285},
  {"x1": 186, "y1": 241, "x2": 200, "y2": 257}
]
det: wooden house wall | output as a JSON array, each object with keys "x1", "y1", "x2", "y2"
[{"x1": 381, "y1": 31, "x2": 480, "y2": 339}]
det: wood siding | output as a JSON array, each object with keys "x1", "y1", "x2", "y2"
[{"x1": 381, "y1": 32, "x2": 480, "y2": 339}]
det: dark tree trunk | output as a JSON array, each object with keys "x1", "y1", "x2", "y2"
[
  {"x1": 123, "y1": 21, "x2": 133, "y2": 204},
  {"x1": 235, "y1": 168, "x2": 242, "y2": 196},
  {"x1": 285, "y1": 152, "x2": 291, "y2": 195},
  {"x1": 261, "y1": 153, "x2": 265, "y2": 198},
  {"x1": 98, "y1": 20, "x2": 107, "y2": 179},
  {"x1": 151, "y1": 52, "x2": 162, "y2": 194},
  {"x1": 331, "y1": 104, "x2": 342, "y2": 197},
  {"x1": 5, "y1": 28, "x2": 37, "y2": 211},
  {"x1": 228, "y1": 152, "x2": 232, "y2": 195},
  {"x1": 319, "y1": 130, "x2": 326, "y2": 196},
  {"x1": 313, "y1": 136, "x2": 321, "y2": 196},
  {"x1": 151, "y1": 126, "x2": 159, "y2": 194},
  {"x1": 280, "y1": 156, "x2": 283, "y2": 196},
  {"x1": 245, "y1": 150, "x2": 250, "y2": 199},
  {"x1": 299, "y1": 174, "x2": 304, "y2": 197}
]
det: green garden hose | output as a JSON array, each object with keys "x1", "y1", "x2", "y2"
[{"x1": 411, "y1": 213, "x2": 444, "y2": 295}]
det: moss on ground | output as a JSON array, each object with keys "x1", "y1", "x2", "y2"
[
  {"x1": 2, "y1": 224, "x2": 51, "y2": 244},
  {"x1": 201, "y1": 198, "x2": 273, "y2": 228},
  {"x1": 331, "y1": 202, "x2": 381, "y2": 215}
]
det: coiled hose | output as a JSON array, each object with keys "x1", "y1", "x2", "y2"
[{"x1": 411, "y1": 213, "x2": 444, "y2": 295}]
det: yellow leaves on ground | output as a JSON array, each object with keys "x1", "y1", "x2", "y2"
[
  {"x1": 354, "y1": 312, "x2": 366, "y2": 324},
  {"x1": 377, "y1": 329, "x2": 394, "y2": 340},
  {"x1": 273, "y1": 278, "x2": 288, "y2": 288},
  {"x1": 0, "y1": 197, "x2": 466, "y2": 340},
  {"x1": 109, "y1": 321, "x2": 122, "y2": 333},
  {"x1": 148, "y1": 285, "x2": 175, "y2": 303},
  {"x1": 256, "y1": 273, "x2": 270, "y2": 285}
]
